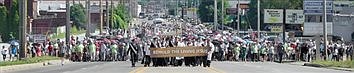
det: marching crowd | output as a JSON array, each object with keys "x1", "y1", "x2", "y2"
[{"x1": 1, "y1": 18, "x2": 353, "y2": 68}]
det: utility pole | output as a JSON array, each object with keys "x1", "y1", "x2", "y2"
[
  {"x1": 19, "y1": 0, "x2": 27, "y2": 59},
  {"x1": 100, "y1": 0, "x2": 103, "y2": 34},
  {"x1": 106, "y1": 0, "x2": 109, "y2": 32},
  {"x1": 65, "y1": 0, "x2": 71, "y2": 52},
  {"x1": 176, "y1": 0, "x2": 179, "y2": 16},
  {"x1": 221, "y1": 0, "x2": 224, "y2": 30},
  {"x1": 237, "y1": 0, "x2": 240, "y2": 36},
  {"x1": 85, "y1": 0, "x2": 91, "y2": 37},
  {"x1": 214, "y1": 0, "x2": 217, "y2": 30},
  {"x1": 323, "y1": 0, "x2": 328, "y2": 60},
  {"x1": 257, "y1": 0, "x2": 260, "y2": 42},
  {"x1": 110, "y1": 0, "x2": 113, "y2": 29}
]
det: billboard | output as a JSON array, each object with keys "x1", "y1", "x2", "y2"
[
  {"x1": 271, "y1": 25, "x2": 283, "y2": 33},
  {"x1": 264, "y1": 9, "x2": 283, "y2": 23},
  {"x1": 226, "y1": 8, "x2": 238, "y2": 15},
  {"x1": 286, "y1": 10, "x2": 305, "y2": 24},
  {"x1": 304, "y1": 0, "x2": 334, "y2": 15},
  {"x1": 31, "y1": 34, "x2": 47, "y2": 43}
]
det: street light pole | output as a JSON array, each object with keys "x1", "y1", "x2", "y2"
[
  {"x1": 106, "y1": 0, "x2": 109, "y2": 31},
  {"x1": 65, "y1": 0, "x2": 71, "y2": 51},
  {"x1": 323, "y1": 0, "x2": 328, "y2": 60},
  {"x1": 237, "y1": 0, "x2": 240, "y2": 36},
  {"x1": 257, "y1": 0, "x2": 261, "y2": 41},
  {"x1": 214, "y1": 0, "x2": 217, "y2": 30},
  {"x1": 221, "y1": 0, "x2": 224, "y2": 30},
  {"x1": 19, "y1": 0, "x2": 27, "y2": 59},
  {"x1": 85, "y1": 0, "x2": 91, "y2": 37},
  {"x1": 100, "y1": 0, "x2": 103, "y2": 34}
]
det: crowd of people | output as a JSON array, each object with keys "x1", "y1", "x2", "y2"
[{"x1": 1, "y1": 18, "x2": 353, "y2": 68}]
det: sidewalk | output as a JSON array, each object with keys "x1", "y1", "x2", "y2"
[
  {"x1": 303, "y1": 62, "x2": 354, "y2": 72},
  {"x1": 0, "y1": 60, "x2": 71, "y2": 73},
  {"x1": 285, "y1": 61, "x2": 354, "y2": 72}
]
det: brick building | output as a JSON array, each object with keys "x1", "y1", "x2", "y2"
[{"x1": 29, "y1": 0, "x2": 122, "y2": 34}]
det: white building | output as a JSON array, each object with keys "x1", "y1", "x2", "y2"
[
  {"x1": 303, "y1": 0, "x2": 333, "y2": 36},
  {"x1": 332, "y1": 1, "x2": 354, "y2": 42}
]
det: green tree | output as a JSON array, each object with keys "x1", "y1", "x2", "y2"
[
  {"x1": 0, "y1": 6, "x2": 8, "y2": 42},
  {"x1": 197, "y1": 0, "x2": 231, "y2": 25},
  {"x1": 1, "y1": 0, "x2": 19, "y2": 42},
  {"x1": 70, "y1": 4, "x2": 86, "y2": 30},
  {"x1": 110, "y1": 4, "x2": 130, "y2": 29}
]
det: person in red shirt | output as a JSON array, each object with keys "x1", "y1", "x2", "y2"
[
  {"x1": 36, "y1": 44, "x2": 42, "y2": 57},
  {"x1": 48, "y1": 42, "x2": 53, "y2": 56}
]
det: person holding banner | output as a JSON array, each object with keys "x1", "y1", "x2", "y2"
[
  {"x1": 175, "y1": 38, "x2": 185, "y2": 66},
  {"x1": 204, "y1": 39, "x2": 214, "y2": 67},
  {"x1": 144, "y1": 41, "x2": 151, "y2": 67},
  {"x1": 151, "y1": 38, "x2": 159, "y2": 67}
]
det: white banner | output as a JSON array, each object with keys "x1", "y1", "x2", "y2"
[
  {"x1": 264, "y1": 9, "x2": 283, "y2": 23},
  {"x1": 286, "y1": 10, "x2": 305, "y2": 24},
  {"x1": 31, "y1": 34, "x2": 46, "y2": 43}
]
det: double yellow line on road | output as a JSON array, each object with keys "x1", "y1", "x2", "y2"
[{"x1": 129, "y1": 67, "x2": 147, "y2": 73}]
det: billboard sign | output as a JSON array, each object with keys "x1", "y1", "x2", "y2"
[
  {"x1": 31, "y1": 34, "x2": 46, "y2": 43},
  {"x1": 286, "y1": 10, "x2": 305, "y2": 24},
  {"x1": 226, "y1": 8, "x2": 238, "y2": 15},
  {"x1": 304, "y1": 0, "x2": 333, "y2": 15},
  {"x1": 271, "y1": 25, "x2": 283, "y2": 33},
  {"x1": 264, "y1": 9, "x2": 283, "y2": 23}
]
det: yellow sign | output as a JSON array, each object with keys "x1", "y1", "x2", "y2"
[{"x1": 271, "y1": 26, "x2": 282, "y2": 33}]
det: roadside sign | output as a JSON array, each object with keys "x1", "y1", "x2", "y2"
[
  {"x1": 304, "y1": 0, "x2": 333, "y2": 15},
  {"x1": 264, "y1": 9, "x2": 283, "y2": 23},
  {"x1": 31, "y1": 34, "x2": 46, "y2": 43},
  {"x1": 286, "y1": 10, "x2": 305, "y2": 24},
  {"x1": 271, "y1": 26, "x2": 282, "y2": 33},
  {"x1": 226, "y1": 8, "x2": 238, "y2": 15}
]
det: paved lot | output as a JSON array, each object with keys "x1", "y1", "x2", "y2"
[{"x1": 3, "y1": 61, "x2": 352, "y2": 73}]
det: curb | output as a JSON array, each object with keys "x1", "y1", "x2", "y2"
[
  {"x1": 303, "y1": 63, "x2": 324, "y2": 67},
  {"x1": 0, "y1": 60, "x2": 71, "y2": 73},
  {"x1": 303, "y1": 63, "x2": 353, "y2": 72}
]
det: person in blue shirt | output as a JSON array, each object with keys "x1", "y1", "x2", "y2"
[{"x1": 10, "y1": 45, "x2": 17, "y2": 61}]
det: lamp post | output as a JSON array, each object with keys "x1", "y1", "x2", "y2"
[
  {"x1": 214, "y1": 0, "x2": 217, "y2": 30},
  {"x1": 257, "y1": 0, "x2": 260, "y2": 42},
  {"x1": 237, "y1": 0, "x2": 240, "y2": 36},
  {"x1": 65, "y1": 0, "x2": 71, "y2": 53}
]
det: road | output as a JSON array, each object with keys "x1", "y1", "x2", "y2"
[{"x1": 5, "y1": 61, "x2": 352, "y2": 73}]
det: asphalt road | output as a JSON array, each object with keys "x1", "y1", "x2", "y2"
[{"x1": 5, "y1": 61, "x2": 352, "y2": 73}]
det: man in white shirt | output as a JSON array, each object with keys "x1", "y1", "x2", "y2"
[
  {"x1": 2, "y1": 46, "x2": 7, "y2": 61},
  {"x1": 176, "y1": 38, "x2": 185, "y2": 66},
  {"x1": 203, "y1": 39, "x2": 214, "y2": 67},
  {"x1": 144, "y1": 41, "x2": 151, "y2": 67}
]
